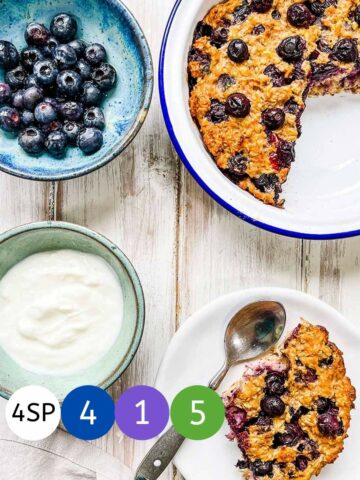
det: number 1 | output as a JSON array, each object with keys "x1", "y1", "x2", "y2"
[{"x1": 135, "y1": 400, "x2": 149, "y2": 425}]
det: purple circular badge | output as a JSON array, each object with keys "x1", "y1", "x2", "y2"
[{"x1": 115, "y1": 385, "x2": 169, "y2": 440}]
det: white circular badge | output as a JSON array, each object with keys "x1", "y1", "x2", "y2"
[{"x1": 5, "y1": 385, "x2": 61, "y2": 441}]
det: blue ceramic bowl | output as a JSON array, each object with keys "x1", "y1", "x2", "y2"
[
  {"x1": 0, "y1": 0, "x2": 153, "y2": 180},
  {"x1": 0, "y1": 221, "x2": 145, "y2": 401}
]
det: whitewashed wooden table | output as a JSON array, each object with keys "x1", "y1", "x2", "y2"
[{"x1": 1, "y1": 0, "x2": 359, "y2": 478}]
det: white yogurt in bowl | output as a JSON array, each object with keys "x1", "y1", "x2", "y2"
[{"x1": 0, "y1": 249, "x2": 123, "y2": 376}]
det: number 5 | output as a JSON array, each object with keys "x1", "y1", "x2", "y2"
[{"x1": 191, "y1": 400, "x2": 205, "y2": 426}]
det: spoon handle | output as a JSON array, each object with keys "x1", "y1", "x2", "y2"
[
  {"x1": 208, "y1": 362, "x2": 229, "y2": 390},
  {"x1": 134, "y1": 426, "x2": 185, "y2": 480}
]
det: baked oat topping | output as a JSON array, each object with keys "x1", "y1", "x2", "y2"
[
  {"x1": 223, "y1": 322, "x2": 356, "y2": 479},
  {"x1": 188, "y1": 0, "x2": 360, "y2": 206}
]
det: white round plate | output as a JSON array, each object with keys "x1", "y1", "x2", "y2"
[
  {"x1": 159, "y1": 0, "x2": 360, "y2": 239},
  {"x1": 155, "y1": 288, "x2": 359, "y2": 480}
]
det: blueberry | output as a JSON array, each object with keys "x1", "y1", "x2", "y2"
[
  {"x1": 42, "y1": 36, "x2": 59, "y2": 58},
  {"x1": 5, "y1": 66, "x2": 27, "y2": 90},
  {"x1": 0, "y1": 82, "x2": 11, "y2": 105},
  {"x1": 24, "y1": 74, "x2": 41, "y2": 89},
  {"x1": 217, "y1": 74, "x2": 236, "y2": 91},
  {"x1": 207, "y1": 99, "x2": 228, "y2": 123},
  {"x1": 355, "y1": 5, "x2": 360, "y2": 26},
  {"x1": 92, "y1": 63, "x2": 117, "y2": 91},
  {"x1": 41, "y1": 120, "x2": 62, "y2": 136},
  {"x1": 25, "y1": 22, "x2": 50, "y2": 47},
  {"x1": 284, "y1": 97, "x2": 300, "y2": 114},
  {"x1": 23, "y1": 86, "x2": 44, "y2": 111},
  {"x1": 253, "y1": 24, "x2": 265, "y2": 35},
  {"x1": 210, "y1": 28, "x2": 229, "y2": 48},
  {"x1": 20, "y1": 109, "x2": 35, "y2": 126},
  {"x1": 228, "y1": 153, "x2": 248, "y2": 176},
  {"x1": 309, "y1": 0, "x2": 335, "y2": 16},
  {"x1": 21, "y1": 46, "x2": 44, "y2": 71},
  {"x1": 50, "y1": 13, "x2": 78, "y2": 42},
  {"x1": 57, "y1": 70, "x2": 82, "y2": 97},
  {"x1": 63, "y1": 120, "x2": 80, "y2": 145},
  {"x1": 34, "y1": 60, "x2": 59, "y2": 86},
  {"x1": 77, "y1": 127, "x2": 103, "y2": 154},
  {"x1": 319, "y1": 355, "x2": 333, "y2": 367},
  {"x1": 236, "y1": 460, "x2": 249, "y2": 470},
  {"x1": 59, "y1": 101, "x2": 84, "y2": 121},
  {"x1": 74, "y1": 59, "x2": 92, "y2": 80},
  {"x1": 0, "y1": 106, "x2": 21, "y2": 132},
  {"x1": 331, "y1": 39, "x2": 358, "y2": 63},
  {"x1": 317, "y1": 413, "x2": 343, "y2": 437},
  {"x1": 251, "y1": 460, "x2": 273, "y2": 477},
  {"x1": 291, "y1": 406, "x2": 309, "y2": 422},
  {"x1": 265, "y1": 371, "x2": 286, "y2": 395},
  {"x1": 83, "y1": 106, "x2": 105, "y2": 130},
  {"x1": 43, "y1": 96, "x2": 59, "y2": 112},
  {"x1": 277, "y1": 35, "x2": 306, "y2": 63},
  {"x1": 45, "y1": 130, "x2": 67, "y2": 157},
  {"x1": 260, "y1": 395, "x2": 285, "y2": 417},
  {"x1": 11, "y1": 89, "x2": 25, "y2": 109},
  {"x1": 68, "y1": 39, "x2": 87, "y2": 58},
  {"x1": 85, "y1": 43, "x2": 107, "y2": 66},
  {"x1": 80, "y1": 80, "x2": 103, "y2": 106},
  {"x1": 193, "y1": 21, "x2": 213, "y2": 40},
  {"x1": 264, "y1": 64, "x2": 286, "y2": 87},
  {"x1": 287, "y1": 4, "x2": 315, "y2": 28},
  {"x1": 233, "y1": 2, "x2": 252, "y2": 23},
  {"x1": 34, "y1": 101, "x2": 57, "y2": 124},
  {"x1": 295, "y1": 455, "x2": 309, "y2": 471},
  {"x1": 272, "y1": 9, "x2": 281, "y2": 19},
  {"x1": 277, "y1": 140, "x2": 295, "y2": 167},
  {"x1": 225, "y1": 93, "x2": 251, "y2": 118},
  {"x1": 253, "y1": 0, "x2": 273, "y2": 13},
  {"x1": 0, "y1": 40, "x2": 19, "y2": 70},
  {"x1": 262, "y1": 108, "x2": 285, "y2": 130},
  {"x1": 228, "y1": 39, "x2": 249, "y2": 63},
  {"x1": 54, "y1": 44, "x2": 77, "y2": 69},
  {"x1": 253, "y1": 173, "x2": 280, "y2": 193},
  {"x1": 273, "y1": 423, "x2": 302, "y2": 447},
  {"x1": 18, "y1": 127, "x2": 44, "y2": 154},
  {"x1": 316, "y1": 397, "x2": 334, "y2": 414}
]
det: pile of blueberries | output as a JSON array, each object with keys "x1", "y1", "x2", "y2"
[{"x1": 0, "y1": 13, "x2": 117, "y2": 157}]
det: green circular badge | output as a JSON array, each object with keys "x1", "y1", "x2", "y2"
[{"x1": 170, "y1": 386, "x2": 225, "y2": 440}]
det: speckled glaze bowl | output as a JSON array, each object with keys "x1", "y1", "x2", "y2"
[
  {"x1": 0, "y1": 221, "x2": 145, "y2": 401},
  {"x1": 0, "y1": 0, "x2": 153, "y2": 180}
]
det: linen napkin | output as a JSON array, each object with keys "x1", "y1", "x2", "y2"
[{"x1": 0, "y1": 398, "x2": 132, "y2": 480}]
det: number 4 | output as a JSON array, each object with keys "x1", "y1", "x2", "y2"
[
  {"x1": 80, "y1": 401, "x2": 97, "y2": 425},
  {"x1": 191, "y1": 400, "x2": 206, "y2": 426}
]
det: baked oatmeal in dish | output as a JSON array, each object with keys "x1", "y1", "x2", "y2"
[
  {"x1": 188, "y1": 0, "x2": 360, "y2": 206},
  {"x1": 223, "y1": 322, "x2": 356, "y2": 479}
]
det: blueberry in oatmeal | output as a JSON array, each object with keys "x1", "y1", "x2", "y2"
[
  {"x1": 188, "y1": 0, "x2": 360, "y2": 206},
  {"x1": 223, "y1": 322, "x2": 355, "y2": 480}
]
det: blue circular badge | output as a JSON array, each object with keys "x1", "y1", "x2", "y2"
[{"x1": 62, "y1": 386, "x2": 115, "y2": 440}]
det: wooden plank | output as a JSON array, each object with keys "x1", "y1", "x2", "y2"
[
  {"x1": 303, "y1": 239, "x2": 360, "y2": 323},
  {"x1": 177, "y1": 165, "x2": 304, "y2": 322},
  {"x1": 0, "y1": 176, "x2": 50, "y2": 231}
]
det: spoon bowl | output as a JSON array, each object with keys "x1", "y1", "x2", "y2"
[{"x1": 209, "y1": 301, "x2": 286, "y2": 390}]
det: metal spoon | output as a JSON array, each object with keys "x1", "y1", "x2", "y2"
[{"x1": 135, "y1": 300, "x2": 286, "y2": 480}]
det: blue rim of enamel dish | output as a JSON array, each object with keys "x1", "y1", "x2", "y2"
[{"x1": 159, "y1": 0, "x2": 360, "y2": 240}]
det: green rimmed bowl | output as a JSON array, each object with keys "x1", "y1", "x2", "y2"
[{"x1": 0, "y1": 221, "x2": 145, "y2": 401}]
